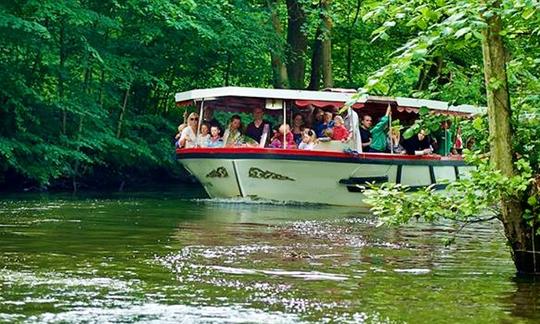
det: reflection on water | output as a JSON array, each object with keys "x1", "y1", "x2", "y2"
[{"x1": 0, "y1": 186, "x2": 539, "y2": 323}]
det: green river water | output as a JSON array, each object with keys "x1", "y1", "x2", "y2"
[{"x1": 1, "y1": 185, "x2": 539, "y2": 323}]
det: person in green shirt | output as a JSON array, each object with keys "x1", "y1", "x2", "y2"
[
  {"x1": 434, "y1": 120, "x2": 455, "y2": 156},
  {"x1": 369, "y1": 105, "x2": 392, "y2": 153}
]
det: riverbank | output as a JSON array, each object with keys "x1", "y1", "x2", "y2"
[{"x1": 0, "y1": 162, "x2": 195, "y2": 193}]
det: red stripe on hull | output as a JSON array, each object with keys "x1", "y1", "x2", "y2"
[{"x1": 175, "y1": 147, "x2": 463, "y2": 162}]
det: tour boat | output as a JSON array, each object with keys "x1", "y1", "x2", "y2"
[{"x1": 175, "y1": 87, "x2": 482, "y2": 206}]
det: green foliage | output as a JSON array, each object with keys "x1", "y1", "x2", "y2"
[
  {"x1": 362, "y1": 0, "x2": 540, "y2": 231},
  {"x1": 1, "y1": 0, "x2": 538, "y2": 193},
  {"x1": 0, "y1": 0, "x2": 279, "y2": 189},
  {"x1": 366, "y1": 152, "x2": 538, "y2": 226}
]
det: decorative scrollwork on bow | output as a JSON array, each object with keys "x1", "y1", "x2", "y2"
[
  {"x1": 248, "y1": 167, "x2": 295, "y2": 181},
  {"x1": 206, "y1": 167, "x2": 229, "y2": 178}
]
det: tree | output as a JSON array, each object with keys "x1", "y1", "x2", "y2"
[
  {"x1": 308, "y1": 0, "x2": 334, "y2": 90},
  {"x1": 362, "y1": 0, "x2": 540, "y2": 274},
  {"x1": 268, "y1": 0, "x2": 290, "y2": 88},
  {"x1": 286, "y1": 0, "x2": 308, "y2": 89}
]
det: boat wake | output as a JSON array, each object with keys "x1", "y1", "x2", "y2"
[{"x1": 191, "y1": 197, "x2": 328, "y2": 207}]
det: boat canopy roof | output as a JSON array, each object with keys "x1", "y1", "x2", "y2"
[{"x1": 175, "y1": 86, "x2": 484, "y2": 116}]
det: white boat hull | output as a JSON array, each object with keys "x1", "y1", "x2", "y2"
[{"x1": 178, "y1": 148, "x2": 471, "y2": 206}]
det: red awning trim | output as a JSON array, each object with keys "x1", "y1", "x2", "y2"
[
  {"x1": 294, "y1": 100, "x2": 364, "y2": 109},
  {"x1": 397, "y1": 106, "x2": 420, "y2": 114}
]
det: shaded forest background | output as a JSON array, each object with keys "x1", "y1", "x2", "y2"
[{"x1": 0, "y1": 0, "x2": 532, "y2": 191}]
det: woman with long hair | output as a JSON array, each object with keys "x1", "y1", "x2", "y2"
[
  {"x1": 178, "y1": 112, "x2": 199, "y2": 148},
  {"x1": 291, "y1": 113, "x2": 305, "y2": 145}
]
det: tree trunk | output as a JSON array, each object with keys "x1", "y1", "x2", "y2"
[
  {"x1": 116, "y1": 85, "x2": 130, "y2": 138},
  {"x1": 416, "y1": 56, "x2": 443, "y2": 91},
  {"x1": 308, "y1": 25, "x2": 323, "y2": 90},
  {"x1": 347, "y1": 0, "x2": 362, "y2": 85},
  {"x1": 481, "y1": 0, "x2": 539, "y2": 274},
  {"x1": 321, "y1": 0, "x2": 333, "y2": 88},
  {"x1": 224, "y1": 51, "x2": 232, "y2": 86},
  {"x1": 268, "y1": 0, "x2": 289, "y2": 89},
  {"x1": 72, "y1": 59, "x2": 92, "y2": 193},
  {"x1": 58, "y1": 18, "x2": 67, "y2": 135},
  {"x1": 98, "y1": 67, "x2": 105, "y2": 109},
  {"x1": 286, "y1": 0, "x2": 307, "y2": 89}
]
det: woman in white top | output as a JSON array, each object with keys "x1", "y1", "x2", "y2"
[{"x1": 179, "y1": 112, "x2": 199, "y2": 148}]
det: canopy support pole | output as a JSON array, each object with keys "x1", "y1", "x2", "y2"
[
  {"x1": 389, "y1": 105, "x2": 394, "y2": 154},
  {"x1": 196, "y1": 98, "x2": 205, "y2": 147},
  {"x1": 282, "y1": 100, "x2": 286, "y2": 149}
]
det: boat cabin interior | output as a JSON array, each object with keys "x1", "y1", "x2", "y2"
[{"x1": 174, "y1": 87, "x2": 482, "y2": 154}]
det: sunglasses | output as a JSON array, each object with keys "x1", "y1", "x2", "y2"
[{"x1": 189, "y1": 118, "x2": 197, "y2": 121}]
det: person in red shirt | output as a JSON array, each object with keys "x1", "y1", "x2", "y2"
[{"x1": 331, "y1": 116, "x2": 349, "y2": 141}]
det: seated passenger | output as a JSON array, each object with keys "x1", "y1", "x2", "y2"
[
  {"x1": 402, "y1": 129, "x2": 433, "y2": 155},
  {"x1": 245, "y1": 107, "x2": 272, "y2": 144},
  {"x1": 223, "y1": 115, "x2": 243, "y2": 147},
  {"x1": 434, "y1": 120, "x2": 453, "y2": 156},
  {"x1": 298, "y1": 129, "x2": 317, "y2": 150},
  {"x1": 387, "y1": 126, "x2": 405, "y2": 154},
  {"x1": 292, "y1": 113, "x2": 306, "y2": 146},
  {"x1": 331, "y1": 116, "x2": 349, "y2": 141},
  {"x1": 202, "y1": 109, "x2": 223, "y2": 135},
  {"x1": 316, "y1": 111, "x2": 335, "y2": 138},
  {"x1": 174, "y1": 123, "x2": 186, "y2": 148},
  {"x1": 359, "y1": 114, "x2": 373, "y2": 151},
  {"x1": 313, "y1": 109, "x2": 326, "y2": 137},
  {"x1": 197, "y1": 123, "x2": 210, "y2": 147},
  {"x1": 269, "y1": 124, "x2": 296, "y2": 149},
  {"x1": 178, "y1": 113, "x2": 199, "y2": 149},
  {"x1": 174, "y1": 110, "x2": 188, "y2": 146},
  {"x1": 207, "y1": 125, "x2": 224, "y2": 148},
  {"x1": 453, "y1": 126, "x2": 463, "y2": 154},
  {"x1": 369, "y1": 105, "x2": 391, "y2": 153}
]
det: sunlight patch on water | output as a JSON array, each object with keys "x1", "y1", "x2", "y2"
[
  {"x1": 0, "y1": 269, "x2": 133, "y2": 291},
  {"x1": 207, "y1": 265, "x2": 349, "y2": 281},
  {"x1": 23, "y1": 303, "x2": 304, "y2": 323},
  {"x1": 393, "y1": 268, "x2": 431, "y2": 275}
]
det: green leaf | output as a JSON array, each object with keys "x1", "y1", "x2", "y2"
[
  {"x1": 522, "y1": 7, "x2": 536, "y2": 20},
  {"x1": 454, "y1": 27, "x2": 471, "y2": 38}
]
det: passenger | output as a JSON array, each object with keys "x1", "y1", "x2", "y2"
[
  {"x1": 245, "y1": 107, "x2": 272, "y2": 144},
  {"x1": 292, "y1": 113, "x2": 306, "y2": 145},
  {"x1": 298, "y1": 129, "x2": 317, "y2": 150},
  {"x1": 319, "y1": 111, "x2": 335, "y2": 137},
  {"x1": 269, "y1": 124, "x2": 296, "y2": 149},
  {"x1": 369, "y1": 105, "x2": 392, "y2": 153},
  {"x1": 387, "y1": 126, "x2": 405, "y2": 154},
  {"x1": 331, "y1": 116, "x2": 349, "y2": 141},
  {"x1": 174, "y1": 110, "x2": 188, "y2": 146},
  {"x1": 202, "y1": 109, "x2": 223, "y2": 135},
  {"x1": 359, "y1": 115, "x2": 373, "y2": 151},
  {"x1": 453, "y1": 126, "x2": 463, "y2": 154},
  {"x1": 402, "y1": 129, "x2": 434, "y2": 155},
  {"x1": 223, "y1": 115, "x2": 243, "y2": 147},
  {"x1": 197, "y1": 123, "x2": 210, "y2": 147},
  {"x1": 174, "y1": 123, "x2": 186, "y2": 148},
  {"x1": 434, "y1": 120, "x2": 453, "y2": 156},
  {"x1": 312, "y1": 108, "x2": 326, "y2": 137},
  {"x1": 207, "y1": 125, "x2": 224, "y2": 148},
  {"x1": 178, "y1": 113, "x2": 199, "y2": 148}
]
